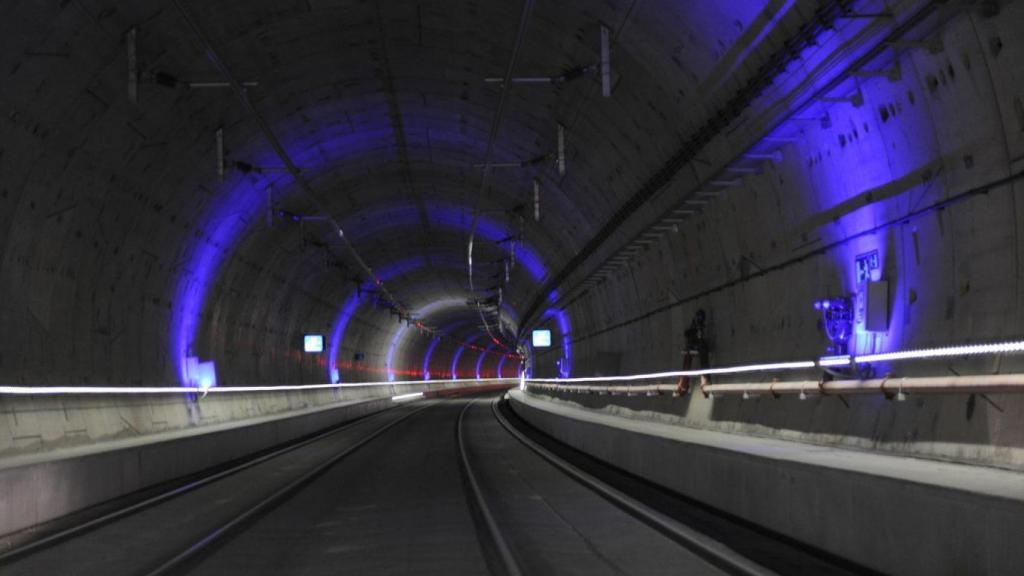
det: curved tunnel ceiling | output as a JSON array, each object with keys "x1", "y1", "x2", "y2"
[{"x1": 1, "y1": 0, "x2": 820, "y2": 385}]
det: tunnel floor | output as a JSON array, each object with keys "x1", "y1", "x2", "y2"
[{"x1": 1, "y1": 393, "x2": 872, "y2": 575}]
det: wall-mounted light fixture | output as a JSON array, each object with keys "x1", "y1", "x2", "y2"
[{"x1": 814, "y1": 297, "x2": 853, "y2": 355}]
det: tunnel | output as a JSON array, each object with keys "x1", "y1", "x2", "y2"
[{"x1": 1, "y1": 0, "x2": 1023, "y2": 574}]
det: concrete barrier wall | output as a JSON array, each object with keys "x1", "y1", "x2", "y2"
[
  {"x1": 509, "y1": 390, "x2": 1024, "y2": 576},
  {"x1": 0, "y1": 380, "x2": 514, "y2": 538},
  {"x1": 0, "y1": 380, "x2": 516, "y2": 459},
  {"x1": 528, "y1": 383, "x2": 1024, "y2": 473}
]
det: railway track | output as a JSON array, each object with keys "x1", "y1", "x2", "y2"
[{"x1": 2, "y1": 393, "x2": 867, "y2": 575}]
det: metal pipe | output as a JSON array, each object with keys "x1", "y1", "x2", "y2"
[
  {"x1": 524, "y1": 374, "x2": 1024, "y2": 399},
  {"x1": 484, "y1": 76, "x2": 556, "y2": 84},
  {"x1": 188, "y1": 81, "x2": 259, "y2": 88},
  {"x1": 718, "y1": 374, "x2": 1024, "y2": 397},
  {"x1": 472, "y1": 162, "x2": 523, "y2": 168}
]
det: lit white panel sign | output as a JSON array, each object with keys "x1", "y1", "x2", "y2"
[{"x1": 304, "y1": 334, "x2": 324, "y2": 353}]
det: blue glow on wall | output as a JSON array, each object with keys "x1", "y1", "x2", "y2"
[
  {"x1": 776, "y1": 81, "x2": 914, "y2": 357},
  {"x1": 450, "y1": 345, "x2": 466, "y2": 379},
  {"x1": 385, "y1": 324, "x2": 408, "y2": 382},
  {"x1": 475, "y1": 342, "x2": 496, "y2": 379},
  {"x1": 170, "y1": 113, "x2": 561, "y2": 388},
  {"x1": 542, "y1": 307, "x2": 572, "y2": 378},
  {"x1": 171, "y1": 179, "x2": 263, "y2": 386},
  {"x1": 327, "y1": 294, "x2": 362, "y2": 382},
  {"x1": 451, "y1": 334, "x2": 483, "y2": 379},
  {"x1": 422, "y1": 337, "x2": 441, "y2": 380},
  {"x1": 422, "y1": 319, "x2": 471, "y2": 380},
  {"x1": 387, "y1": 298, "x2": 470, "y2": 381},
  {"x1": 324, "y1": 203, "x2": 554, "y2": 382},
  {"x1": 426, "y1": 204, "x2": 547, "y2": 282},
  {"x1": 326, "y1": 254, "x2": 431, "y2": 382}
]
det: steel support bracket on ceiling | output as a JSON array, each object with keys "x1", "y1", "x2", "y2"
[
  {"x1": 127, "y1": 28, "x2": 138, "y2": 104},
  {"x1": 557, "y1": 123, "x2": 566, "y2": 176},
  {"x1": 483, "y1": 24, "x2": 612, "y2": 98},
  {"x1": 600, "y1": 24, "x2": 611, "y2": 97},
  {"x1": 533, "y1": 179, "x2": 541, "y2": 222}
]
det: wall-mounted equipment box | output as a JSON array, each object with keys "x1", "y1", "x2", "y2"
[{"x1": 855, "y1": 280, "x2": 888, "y2": 333}]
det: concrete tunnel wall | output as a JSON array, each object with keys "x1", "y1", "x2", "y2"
[
  {"x1": 1, "y1": 0, "x2": 836, "y2": 390},
  {"x1": 0, "y1": 1, "x2": 580, "y2": 386},
  {"x1": 532, "y1": 3, "x2": 1024, "y2": 469},
  {"x1": 0, "y1": 0, "x2": 814, "y2": 388}
]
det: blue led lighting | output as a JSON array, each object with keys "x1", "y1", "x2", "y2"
[
  {"x1": 422, "y1": 337, "x2": 441, "y2": 380},
  {"x1": 497, "y1": 353, "x2": 509, "y2": 378},
  {"x1": 475, "y1": 342, "x2": 497, "y2": 380},
  {"x1": 170, "y1": 118, "x2": 567, "y2": 387},
  {"x1": 325, "y1": 202, "x2": 558, "y2": 383}
]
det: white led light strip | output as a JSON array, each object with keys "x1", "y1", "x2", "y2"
[
  {"x1": 0, "y1": 378, "x2": 515, "y2": 396},
  {"x1": 528, "y1": 339, "x2": 1024, "y2": 385},
  {"x1": 527, "y1": 361, "x2": 816, "y2": 383},
  {"x1": 854, "y1": 340, "x2": 1024, "y2": 363},
  {"x1": 391, "y1": 391, "x2": 424, "y2": 401},
  {"x1": 7, "y1": 340, "x2": 1024, "y2": 396},
  {"x1": 818, "y1": 355, "x2": 852, "y2": 367}
]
